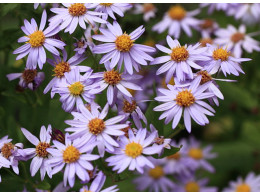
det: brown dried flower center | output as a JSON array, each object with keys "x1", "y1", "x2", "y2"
[
  {"x1": 22, "y1": 69, "x2": 37, "y2": 84},
  {"x1": 143, "y1": 3, "x2": 155, "y2": 13},
  {"x1": 1, "y1": 143, "x2": 14, "y2": 159},
  {"x1": 69, "y1": 3, "x2": 87, "y2": 16},
  {"x1": 123, "y1": 100, "x2": 137, "y2": 113},
  {"x1": 197, "y1": 70, "x2": 212, "y2": 84},
  {"x1": 104, "y1": 70, "x2": 122, "y2": 85},
  {"x1": 199, "y1": 38, "x2": 213, "y2": 47},
  {"x1": 36, "y1": 142, "x2": 50, "y2": 158},
  {"x1": 231, "y1": 32, "x2": 245, "y2": 43},
  {"x1": 200, "y1": 19, "x2": 214, "y2": 29}
]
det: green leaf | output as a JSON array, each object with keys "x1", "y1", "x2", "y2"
[
  {"x1": 36, "y1": 180, "x2": 51, "y2": 190},
  {"x1": 152, "y1": 145, "x2": 182, "y2": 159}
]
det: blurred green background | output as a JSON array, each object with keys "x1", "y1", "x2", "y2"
[{"x1": 0, "y1": 3, "x2": 260, "y2": 192}]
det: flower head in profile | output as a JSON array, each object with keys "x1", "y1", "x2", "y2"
[
  {"x1": 152, "y1": 5, "x2": 200, "y2": 38},
  {"x1": 49, "y1": 3, "x2": 107, "y2": 34},
  {"x1": 80, "y1": 171, "x2": 118, "y2": 192},
  {"x1": 106, "y1": 129, "x2": 163, "y2": 174},
  {"x1": 92, "y1": 21, "x2": 155, "y2": 75},
  {"x1": 47, "y1": 133, "x2": 100, "y2": 187},
  {"x1": 13, "y1": 10, "x2": 65, "y2": 69},
  {"x1": 20, "y1": 125, "x2": 52, "y2": 180},
  {"x1": 154, "y1": 76, "x2": 215, "y2": 133},
  {"x1": 133, "y1": 3, "x2": 157, "y2": 22}
]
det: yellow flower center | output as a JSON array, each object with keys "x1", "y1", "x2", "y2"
[
  {"x1": 1, "y1": 143, "x2": 14, "y2": 159},
  {"x1": 236, "y1": 183, "x2": 251, "y2": 192},
  {"x1": 185, "y1": 182, "x2": 200, "y2": 192},
  {"x1": 100, "y1": 3, "x2": 113, "y2": 7},
  {"x1": 171, "y1": 46, "x2": 189, "y2": 62},
  {"x1": 22, "y1": 69, "x2": 37, "y2": 84},
  {"x1": 143, "y1": 3, "x2": 155, "y2": 13},
  {"x1": 53, "y1": 61, "x2": 71, "y2": 78},
  {"x1": 199, "y1": 38, "x2": 213, "y2": 47},
  {"x1": 68, "y1": 3, "x2": 87, "y2": 16},
  {"x1": 123, "y1": 100, "x2": 137, "y2": 113},
  {"x1": 125, "y1": 142, "x2": 143, "y2": 158},
  {"x1": 88, "y1": 118, "x2": 105, "y2": 135},
  {"x1": 36, "y1": 142, "x2": 50, "y2": 158},
  {"x1": 28, "y1": 31, "x2": 45, "y2": 48},
  {"x1": 200, "y1": 19, "x2": 214, "y2": 29},
  {"x1": 148, "y1": 166, "x2": 164, "y2": 179},
  {"x1": 212, "y1": 47, "x2": 231, "y2": 61},
  {"x1": 161, "y1": 77, "x2": 175, "y2": 88},
  {"x1": 103, "y1": 70, "x2": 122, "y2": 85},
  {"x1": 231, "y1": 32, "x2": 245, "y2": 43},
  {"x1": 68, "y1": 81, "x2": 84, "y2": 96},
  {"x1": 188, "y1": 148, "x2": 203, "y2": 160},
  {"x1": 168, "y1": 5, "x2": 186, "y2": 21},
  {"x1": 175, "y1": 89, "x2": 195, "y2": 107},
  {"x1": 115, "y1": 34, "x2": 134, "y2": 52},
  {"x1": 63, "y1": 145, "x2": 80, "y2": 163},
  {"x1": 167, "y1": 152, "x2": 181, "y2": 160},
  {"x1": 197, "y1": 70, "x2": 212, "y2": 84}
]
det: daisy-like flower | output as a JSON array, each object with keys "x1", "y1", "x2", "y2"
[
  {"x1": 53, "y1": 67, "x2": 95, "y2": 112},
  {"x1": 7, "y1": 69, "x2": 45, "y2": 91},
  {"x1": 19, "y1": 125, "x2": 52, "y2": 180},
  {"x1": 203, "y1": 44, "x2": 251, "y2": 76},
  {"x1": 47, "y1": 134, "x2": 100, "y2": 187},
  {"x1": 65, "y1": 103, "x2": 127, "y2": 157},
  {"x1": 183, "y1": 136, "x2": 217, "y2": 173},
  {"x1": 0, "y1": 136, "x2": 13, "y2": 172},
  {"x1": 92, "y1": 21, "x2": 156, "y2": 75},
  {"x1": 73, "y1": 37, "x2": 88, "y2": 55},
  {"x1": 154, "y1": 76, "x2": 215, "y2": 133},
  {"x1": 152, "y1": 5, "x2": 200, "y2": 39},
  {"x1": 44, "y1": 49, "x2": 90, "y2": 98},
  {"x1": 133, "y1": 3, "x2": 157, "y2": 22},
  {"x1": 151, "y1": 36, "x2": 210, "y2": 82},
  {"x1": 195, "y1": 19, "x2": 219, "y2": 38},
  {"x1": 106, "y1": 128, "x2": 164, "y2": 174},
  {"x1": 232, "y1": 3, "x2": 260, "y2": 25},
  {"x1": 13, "y1": 10, "x2": 65, "y2": 69},
  {"x1": 214, "y1": 24, "x2": 260, "y2": 58},
  {"x1": 223, "y1": 172, "x2": 260, "y2": 192},
  {"x1": 89, "y1": 65, "x2": 142, "y2": 105},
  {"x1": 175, "y1": 174, "x2": 217, "y2": 192},
  {"x1": 49, "y1": 3, "x2": 106, "y2": 34},
  {"x1": 95, "y1": 3, "x2": 132, "y2": 20},
  {"x1": 133, "y1": 157, "x2": 175, "y2": 192},
  {"x1": 80, "y1": 171, "x2": 118, "y2": 192},
  {"x1": 200, "y1": 3, "x2": 238, "y2": 15}
]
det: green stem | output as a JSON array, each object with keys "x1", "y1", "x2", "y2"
[{"x1": 168, "y1": 128, "x2": 183, "y2": 139}]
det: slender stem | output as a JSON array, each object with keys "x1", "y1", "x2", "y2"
[{"x1": 168, "y1": 128, "x2": 183, "y2": 139}]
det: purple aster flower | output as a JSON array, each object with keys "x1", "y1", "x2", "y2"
[
  {"x1": 195, "y1": 19, "x2": 219, "y2": 38},
  {"x1": 232, "y1": 3, "x2": 260, "y2": 25},
  {"x1": 80, "y1": 171, "x2": 118, "y2": 192},
  {"x1": 73, "y1": 37, "x2": 88, "y2": 55},
  {"x1": 7, "y1": 69, "x2": 45, "y2": 91},
  {"x1": 154, "y1": 75, "x2": 215, "y2": 133},
  {"x1": 92, "y1": 21, "x2": 156, "y2": 75},
  {"x1": 89, "y1": 64, "x2": 142, "y2": 105},
  {"x1": 215, "y1": 24, "x2": 260, "y2": 58},
  {"x1": 133, "y1": 3, "x2": 157, "y2": 22},
  {"x1": 65, "y1": 103, "x2": 127, "y2": 157},
  {"x1": 34, "y1": 3, "x2": 46, "y2": 9},
  {"x1": 95, "y1": 3, "x2": 132, "y2": 20},
  {"x1": 46, "y1": 133, "x2": 100, "y2": 187},
  {"x1": 223, "y1": 172, "x2": 260, "y2": 192},
  {"x1": 152, "y1": 5, "x2": 200, "y2": 39},
  {"x1": 200, "y1": 3, "x2": 238, "y2": 15},
  {"x1": 49, "y1": 3, "x2": 106, "y2": 34},
  {"x1": 53, "y1": 67, "x2": 95, "y2": 113},
  {"x1": 202, "y1": 44, "x2": 251, "y2": 77},
  {"x1": 150, "y1": 36, "x2": 210, "y2": 82},
  {"x1": 44, "y1": 49, "x2": 90, "y2": 98},
  {"x1": 13, "y1": 10, "x2": 65, "y2": 69},
  {"x1": 175, "y1": 173, "x2": 217, "y2": 192},
  {"x1": 19, "y1": 125, "x2": 52, "y2": 180},
  {"x1": 133, "y1": 157, "x2": 175, "y2": 192},
  {"x1": 106, "y1": 128, "x2": 163, "y2": 174}
]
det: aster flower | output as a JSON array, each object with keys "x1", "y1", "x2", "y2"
[
  {"x1": 65, "y1": 103, "x2": 127, "y2": 157},
  {"x1": 151, "y1": 36, "x2": 210, "y2": 82},
  {"x1": 95, "y1": 3, "x2": 132, "y2": 20},
  {"x1": 53, "y1": 67, "x2": 95, "y2": 113},
  {"x1": 223, "y1": 172, "x2": 260, "y2": 192},
  {"x1": 133, "y1": 3, "x2": 157, "y2": 22},
  {"x1": 232, "y1": 3, "x2": 260, "y2": 25},
  {"x1": 73, "y1": 37, "x2": 88, "y2": 55},
  {"x1": 154, "y1": 76, "x2": 215, "y2": 133},
  {"x1": 92, "y1": 21, "x2": 156, "y2": 75},
  {"x1": 202, "y1": 44, "x2": 251, "y2": 76},
  {"x1": 34, "y1": 3, "x2": 46, "y2": 9},
  {"x1": 7, "y1": 69, "x2": 45, "y2": 91},
  {"x1": 106, "y1": 128, "x2": 164, "y2": 173},
  {"x1": 195, "y1": 19, "x2": 219, "y2": 38},
  {"x1": 133, "y1": 157, "x2": 175, "y2": 192},
  {"x1": 214, "y1": 24, "x2": 260, "y2": 58},
  {"x1": 44, "y1": 49, "x2": 90, "y2": 98},
  {"x1": 80, "y1": 171, "x2": 118, "y2": 192},
  {"x1": 152, "y1": 5, "x2": 200, "y2": 39},
  {"x1": 89, "y1": 64, "x2": 142, "y2": 105},
  {"x1": 13, "y1": 10, "x2": 65, "y2": 69},
  {"x1": 19, "y1": 125, "x2": 52, "y2": 180},
  {"x1": 47, "y1": 133, "x2": 100, "y2": 187},
  {"x1": 0, "y1": 136, "x2": 13, "y2": 172},
  {"x1": 200, "y1": 3, "x2": 238, "y2": 15},
  {"x1": 49, "y1": 3, "x2": 106, "y2": 34}
]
